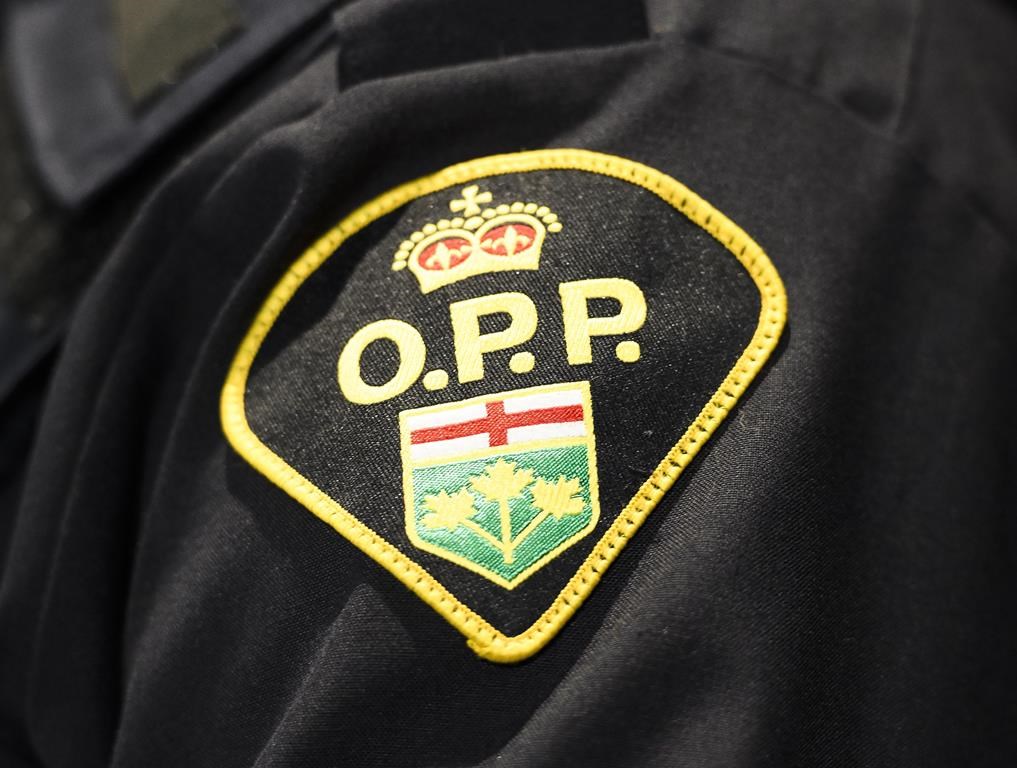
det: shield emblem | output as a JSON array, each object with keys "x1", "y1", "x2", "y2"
[
  {"x1": 221, "y1": 149, "x2": 788, "y2": 662},
  {"x1": 400, "y1": 382, "x2": 599, "y2": 588}
]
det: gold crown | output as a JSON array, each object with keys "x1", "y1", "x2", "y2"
[{"x1": 392, "y1": 185, "x2": 563, "y2": 293}]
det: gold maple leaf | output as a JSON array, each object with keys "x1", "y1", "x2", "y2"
[
  {"x1": 421, "y1": 488, "x2": 478, "y2": 530},
  {"x1": 530, "y1": 476, "x2": 585, "y2": 520},
  {"x1": 470, "y1": 459, "x2": 534, "y2": 504}
]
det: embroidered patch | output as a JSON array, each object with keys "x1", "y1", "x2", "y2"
[{"x1": 221, "y1": 149, "x2": 786, "y2": 663}]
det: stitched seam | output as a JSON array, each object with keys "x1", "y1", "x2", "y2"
[
  {"x1": 670, "y1": 30, "x2": 1017, "y2": 254},
  {"x1": 890, "y1": 0, "x2": 924, "y2": 138},
  {"x1": 220, "y1": 149, "x2": 787, "y2": 663}
]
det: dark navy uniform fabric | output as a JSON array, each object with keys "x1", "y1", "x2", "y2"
[{"x1": 1, "y1": 1, "x2": 1016, "y2": 766}]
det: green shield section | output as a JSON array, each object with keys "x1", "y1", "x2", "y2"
[{"x1": 409, "y1": 444, "x2": 594, "y2": 584}]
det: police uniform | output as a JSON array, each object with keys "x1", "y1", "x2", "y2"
[{"x1": 1, "y1": 1, "x2": 1016, "y2": 766}]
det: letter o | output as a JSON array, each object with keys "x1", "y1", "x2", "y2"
[{"x1": 337, "y1": 319, "x2": 426, "y2": 404}]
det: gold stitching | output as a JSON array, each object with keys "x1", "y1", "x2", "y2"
[{"x1": 220, "y1": 149, "x2": 787, "y2": 663}]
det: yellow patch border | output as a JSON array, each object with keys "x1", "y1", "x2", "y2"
[
  {"x1": 220, "y1": 149, "x2": 787, "y2": 663},
  {"x1": 399, "y1": 380, "x2": 601, "y2": 590}
]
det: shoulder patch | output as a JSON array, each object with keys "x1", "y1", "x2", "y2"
[{"x1": 221, "y1": 149, "x2": 786, "y2": 663}]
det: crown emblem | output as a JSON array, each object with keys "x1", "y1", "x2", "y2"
[{"x1": 392, "y1": 185, "x2": 563, "y2": 293}]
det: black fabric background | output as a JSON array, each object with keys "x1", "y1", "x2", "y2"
[
  {"x1": 1, "y1": 0, "x2": 1016, "y2": 766},
  {"x1": 248, "y1": 170, "x2": 759, "y2": 636}
]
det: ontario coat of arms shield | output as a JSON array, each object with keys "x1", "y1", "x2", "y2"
[{"x1": 400, "y1": 381, "x2": 599, "y2": 588}]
